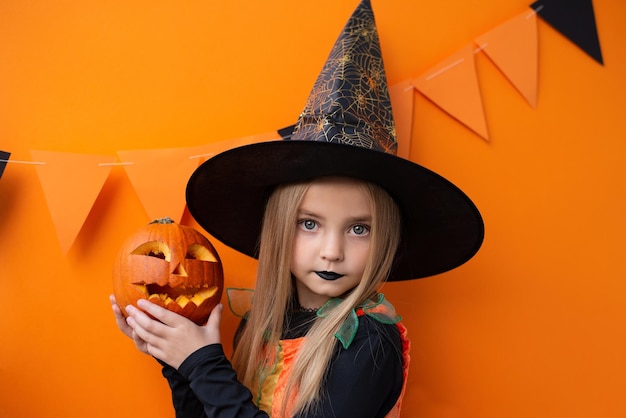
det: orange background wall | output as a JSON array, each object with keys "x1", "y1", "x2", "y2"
[{"x1": 1, "y1": 1, "x2": 625, "y2": 417}]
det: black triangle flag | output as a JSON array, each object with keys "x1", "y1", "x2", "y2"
[
  {"x1": 0, "y1": 150, "x2": 10, "y2": 180},
  {"x1": 277, "y1": 124, "x2": 297, "y2": 140},
  {"x1": 531, "y1": 0, "x2": 603, "y2": 65}
]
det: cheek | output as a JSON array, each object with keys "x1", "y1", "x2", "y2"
[
  {"x1": 348, "y1": 241, "x2": 371, "y2": 269},
  {"x1": 290, "y1": 245, "x2": 304, "y2": 275},
  {"x1": 291, "y1": 235, "x2": 311, "y2": 268}
]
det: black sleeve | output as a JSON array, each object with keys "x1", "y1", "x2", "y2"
[
  {"x1": 159, "y1": 316, "x2": 266, "y2": 418},
  {"x1": 295, "y1": 317, "x2": 404, "y2": 418},
  {"x1": 160, "y1": 362, "x2": 206, "y2": 418},
  {"x1": 175, "y1": 344, "x2": 269, "y2": 418}
]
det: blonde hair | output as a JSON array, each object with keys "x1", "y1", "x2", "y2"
[{"x1": 231, "y1": 176, "x2": 402, "y2": 416}]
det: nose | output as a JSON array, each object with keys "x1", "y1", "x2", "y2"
[
  {"x1": 320, "y1": 231, "x2": 344, "y2": 262},
  {"x1": 168, "y1": 262, "x2": 189, "y2": 288},
  {"x1": 171, "y1": 262, "x2": 188, "y2": 276}
]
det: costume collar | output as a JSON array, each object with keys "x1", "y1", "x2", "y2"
[{"x1": 317, "y1": 293, "x2": 402, "y2": 349}]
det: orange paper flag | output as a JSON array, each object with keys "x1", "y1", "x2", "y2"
[
  {"x1": 475, "y1": 9, "x2": 538, "y2": 108},
  {"x1": 31, "y1": 150, "x2": 115, "y2": 254},
  {"x1": 117, "y1": 147, "x2": 202, "y2": 223},
  {"x1": 389, "y1": 80, "x2": 415, "y2": 160},
  {"x1": 412, "y1": 44, "x2": 489, "y2": 141}
]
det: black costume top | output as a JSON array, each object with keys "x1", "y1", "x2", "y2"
[{"x1": 160, "y1": 309, "x2": 405, "y2": 417}]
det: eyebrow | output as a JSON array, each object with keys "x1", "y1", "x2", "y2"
[{"x1": 297, "y1": 209, "x2": 372, "y2": 223}]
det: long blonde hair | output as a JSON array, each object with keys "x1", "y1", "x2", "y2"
[{"x1": 231, "y1": 176, "x2": 402, "y2": 416}]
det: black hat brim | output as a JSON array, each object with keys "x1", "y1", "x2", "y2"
[{"x1": 186, "y1": 140, "x2": 484, "y2": 281}]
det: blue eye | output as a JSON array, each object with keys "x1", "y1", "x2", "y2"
[
  {"x1": 299, "y1": 219, "x2": 317, "y2": 231},
  {"x1": 351, "y1": 224, "x2": 370, "y2": 236}
]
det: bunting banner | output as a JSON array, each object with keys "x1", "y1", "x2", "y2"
[
  {"x1": 117, "y1": 146, "x2": 204, "y2": 223},
  {"x1": 412, "y1": 44, "x2": 489, "y2": 141},
  {"x1": 118, "y1": 130, "x2": 283, "y2": 224},
  {"x1": 31, "y1": 150, "x2": 116, "y2": 254},
  {"x1": 3, "y1": 1, "x2": 604, "y2": 255},
  {"x1": 0, "y1": 150, "x2": 10, "y2": 180},
  {"x1": 531, "y1": 0, "x2": 603, "y2": 65},
  {"x1": 475, "y1": 9, "x2": 538, "y2": 108},
  {"x1": 29, "y1": 130, "x2": 281, "y2": 251}
]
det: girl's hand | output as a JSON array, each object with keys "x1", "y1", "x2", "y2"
[
  {"x1": 110, "y1": 294, "x2": 149, "y2": 355},
  {"x1": 124, "y1": 299, "x2": 223, "y2": 370}
]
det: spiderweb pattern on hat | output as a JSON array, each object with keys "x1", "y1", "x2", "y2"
[{"x1": 291, "y1": 0, "x2": 397, "y2": 155}]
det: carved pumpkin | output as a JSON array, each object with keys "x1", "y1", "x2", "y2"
[{"x1": 113, "y1": 217, "x2": 223, "y2": 325}]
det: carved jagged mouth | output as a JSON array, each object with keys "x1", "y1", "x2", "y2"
[{"x1": 135, "y1": 283, "x2": 218, "y2": 308}]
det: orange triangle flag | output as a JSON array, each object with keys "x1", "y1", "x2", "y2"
[
  {"x1": 31, "y1": 150, "x2": 115, "y2": 254},
  {"x1": 475, "y1": 9, "x2": 538, "y2": 108},
  {"x1": 119, "y1": 133, "x2": 282, "y2": 223},
  {"x1": 117, "y1": 146, "x2": 203, "y2": 223},
  {"x1": 412, "y1": 44, "x2": 489, "y2": 141},
  {"x1": 389, "y1": 80, "x2": 415, "y2": 160}
]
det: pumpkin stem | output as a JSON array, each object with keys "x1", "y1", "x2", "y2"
[{"x1": 150, "y1": 217, "x2": 175, "y2": 224}]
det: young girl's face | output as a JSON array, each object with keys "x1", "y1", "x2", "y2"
[{"x1": 291, "y1": 177, "x2": 372, "y2": 309}]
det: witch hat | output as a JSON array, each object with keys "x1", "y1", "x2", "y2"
[{"x1": 186, "y1": 0, "x2": 484, "y2": 280}]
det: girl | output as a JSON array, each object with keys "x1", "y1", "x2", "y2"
[
  {"x1": 112, "y1": 0, "x2": 483, "y2": 416},
  {"x1": 112, "y1": 176, "x2": 409, "y2": 417}
]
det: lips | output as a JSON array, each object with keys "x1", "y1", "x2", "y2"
[{"x1": 316, "y1": 271, "x2": 344, "y2": 281}]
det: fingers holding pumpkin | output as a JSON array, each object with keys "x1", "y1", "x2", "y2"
[
  {"x1": 198, "y1": 302, "x2": 223, "y2": 347},
  {"x1": 125, "y1": 300, "x2": 171, "y2": 338},
  {"x1": 124, "y1": 302, "x2": 170, "y2": 358},
  {"x1": 110, "y1": 294, "x2": 133, "y2": 339},
  {"x1": 137, "y1": 298, "x2": 187, "y2": 327},
  {"x1": 126, "y1": 299, "x2": 205, "y2": 368}
]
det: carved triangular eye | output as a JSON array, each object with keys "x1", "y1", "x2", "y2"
[
  {"x1": 131, "y1": 241, "x2": 171, "y2": 261},
  {"x1": 186, "y1": 243, "x2": 217, "y2": 262}
]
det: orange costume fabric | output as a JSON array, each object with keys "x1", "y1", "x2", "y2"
[{"x1": 252, "y1": 308, "x2": 411, "y2": 417}]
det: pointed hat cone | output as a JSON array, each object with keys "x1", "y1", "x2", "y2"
[{"x1": 291, "y1": 0, "x2": 397, "y2": 154}]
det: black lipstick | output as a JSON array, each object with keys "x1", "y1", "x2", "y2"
[{"x1": 316, "y1": 271, "x2": 343, "y2": 281}]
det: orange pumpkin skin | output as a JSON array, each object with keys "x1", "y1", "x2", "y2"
[{"x1": 113, "y1": 218, "x2": 224, "y2": 325}]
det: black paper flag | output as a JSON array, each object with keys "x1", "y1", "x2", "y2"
[
  {"x1": 531, "y1": 0, "x2": 603, "y2": 65},
  {"x1": 0, "y1": 150, "x2": 10, "y2": 180}
]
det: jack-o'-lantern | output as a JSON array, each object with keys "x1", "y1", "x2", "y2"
[{"x1": 113, "y1": 217, "x2": 223, "y2": 325}]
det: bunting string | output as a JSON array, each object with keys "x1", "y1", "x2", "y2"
[
  {"x1": 1, "y1": 159, "x2": 46, "y2": 165},
  {"x1": 1, "y1": 155, "x2": 216, "y2": 166},
  {"x1": 0, "y1": 0, "x2": 603, "y2": 254},
  {"x1": 424, "y1": 58, "x2": 466, "y2": 81}
]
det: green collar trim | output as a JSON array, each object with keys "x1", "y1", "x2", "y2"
[
  {"x1": 226, "y1": 288, "x2": 401, "y2": 350},
  {"x1": 317, "y1": 294, "x2": 402, "y2": 349}
]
